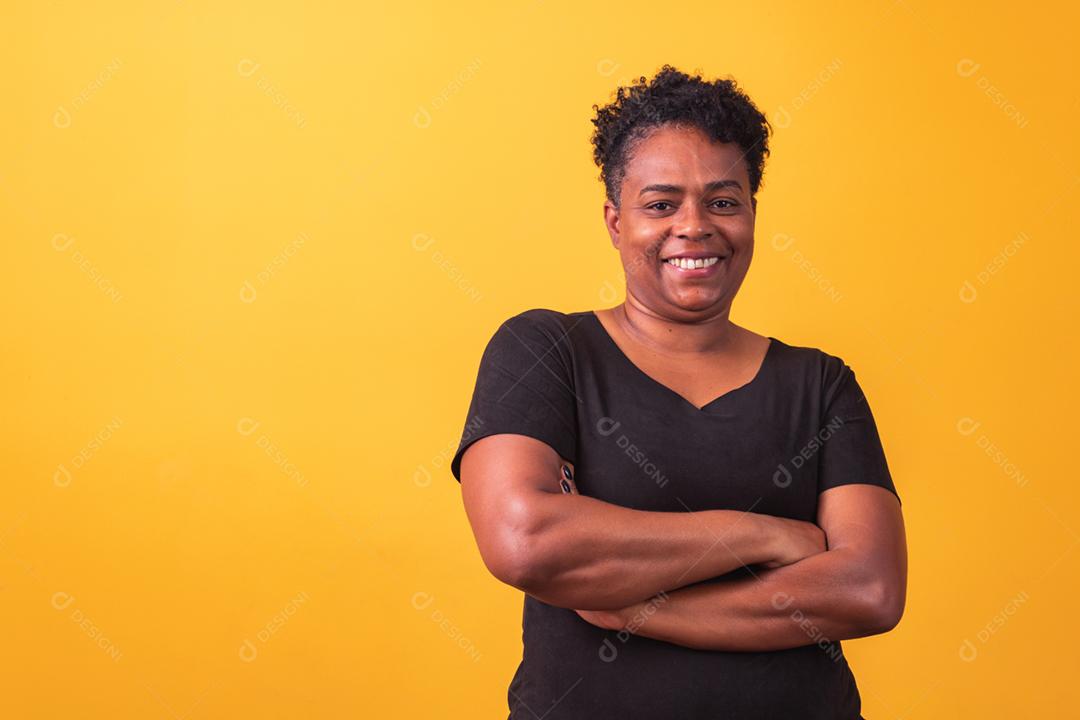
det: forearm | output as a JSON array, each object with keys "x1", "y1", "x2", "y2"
[
  {"x1": 513, "y1": 492, "x2": 780, "y2": 610},
  {"x1": 616, "y1": 547, "x2": 897, "y2": 651}
]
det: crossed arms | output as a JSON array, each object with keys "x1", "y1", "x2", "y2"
[{"x1": 458, "y1": 434, "x2": 907, "y2": 652}]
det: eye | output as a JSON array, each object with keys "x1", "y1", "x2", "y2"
[{"x1": 647, "y1": 199, "x2": 737, "y2": 212}]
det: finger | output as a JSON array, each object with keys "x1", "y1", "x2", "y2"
[{"x1": 560, "y1": 463, "x2": 577, "y2": 494}]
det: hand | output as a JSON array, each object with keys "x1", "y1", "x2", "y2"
[
  {"x1": 558, "y1": 463, "x2": 578, "y2": 494},
  {"x1": 574, "y1": 605, "x2": 635, "y2": 631},
  {"x1": 761, "y1": 516, "x2": 827, "y2": 569}
]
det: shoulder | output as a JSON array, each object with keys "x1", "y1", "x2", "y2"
[
  {"x1": 489, "y1": 307, "x2": 590, "y2": 348},
  {"x1": 500, "y1": 307, "x2": 584, "y2": 334},
  {"x1": 768, "y1": 336, "x2": 855, "y2": 394},
  {"x1": 769, "y1": 335, "x2": 846, "y2": 369},
  {"x1": 767, "y1": 338, "x2": 875, "y2": 425},
  {"x1": 479, "y1": 307, "x2": 586, "y2": 364}
]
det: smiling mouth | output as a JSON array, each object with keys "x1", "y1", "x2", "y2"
[{"x1": 662, "y1": 255, "x2": 726, "y2": 270}]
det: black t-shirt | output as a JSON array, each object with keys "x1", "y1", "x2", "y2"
[{"x1": 450, "y1": 308, "x2": 900, "y2": 720}]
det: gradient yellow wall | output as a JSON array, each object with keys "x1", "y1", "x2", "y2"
[{"x1": 4, "y1": 1, "x2": 1077, "y2": 717}]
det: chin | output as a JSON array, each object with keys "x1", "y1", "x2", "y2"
[{"x1": 667, "y1": 293, "x2": 728, "y2": 313}]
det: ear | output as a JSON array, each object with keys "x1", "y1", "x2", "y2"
[{"x1": 603, "y1": 199, "x2": 621, "y2": 250}]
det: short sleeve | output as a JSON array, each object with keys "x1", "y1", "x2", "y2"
[
  {"x1": 816, "y1": 358, "x2": 901, "y2": 505},
  {"x1": 449, "y1": 310, "x2": 579, "y2": 482}
]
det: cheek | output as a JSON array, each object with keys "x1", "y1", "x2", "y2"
[
  {"x1": 727, "y1": 224, "x2": 755, "y2": 255},
  {"x1": 623, "y1": 252, "x2": 656, "y2": 281},
  {"x1": 620, "y1": 236, "x2": 664, "y2": 274},
  {"x1": 726, "y1": 213, "x2": 754, "y2": 236},
  {"x1": 630, "y1": 246, "x2": 660, "y2": 278}
]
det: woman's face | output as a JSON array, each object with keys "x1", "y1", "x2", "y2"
[{"x1": 603, "y1": 123, "x2": 757, "y2": 320}]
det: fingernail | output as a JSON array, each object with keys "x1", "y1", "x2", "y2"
[
  {"x1": 560, "y1": 479, "x2": 572, "y2": 493},
  {"x1": 561, "y1": 465, "x2": 573, "y2": 480}
]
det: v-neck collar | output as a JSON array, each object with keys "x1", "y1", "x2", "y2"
[{"x1": 584, "y1": 310, "x2": 777, "y2": 413}]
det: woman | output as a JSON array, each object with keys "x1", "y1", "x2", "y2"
[{"x1": 449, "y1": 65, "x2": 906, "y2": 720}]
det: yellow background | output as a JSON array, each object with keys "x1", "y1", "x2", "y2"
[{"x1": 3, "y1": 1, "x2": 1078, "y2": 717}]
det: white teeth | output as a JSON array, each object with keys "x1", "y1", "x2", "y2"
[{"x1": 665, "y1": 256, "x2": 720, "y2": 270}]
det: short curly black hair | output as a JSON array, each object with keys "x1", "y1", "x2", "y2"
[{"x1": 590, "y1": 65, "x2": 772, "y2": 209}]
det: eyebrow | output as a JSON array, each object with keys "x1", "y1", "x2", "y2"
[{"x1": 638, "y1": 179, "x2": 743, "y2": 197}]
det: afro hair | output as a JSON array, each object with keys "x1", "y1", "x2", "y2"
[{"x1": 590, "y1": 65, "x2": 772, "y2": 209}]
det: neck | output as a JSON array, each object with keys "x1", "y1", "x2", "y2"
[{"x1": 614, "y1": 295, "x2": 741, "y2": 356}]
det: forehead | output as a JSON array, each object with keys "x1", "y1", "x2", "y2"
[{"x1": 623, "y1": 125, "x2": 749, "y2": 187}]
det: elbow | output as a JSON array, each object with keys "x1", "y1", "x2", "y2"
[
  {"x1": 485, "y1": 542, "x2": 547, "y2": 591},
  {"x1": 859, "y1": 578, "x2": 906, "y2": 635},
  {"x1": 479, "y1": 499, "x2": 553, "y2": 592}
]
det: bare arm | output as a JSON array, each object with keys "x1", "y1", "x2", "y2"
[
  {"x1": 459, "y1": 433, "x2": 825, "y2": 611},
  {"x1": 577, "y1": 484, "x2": 907, "y2": 648}
]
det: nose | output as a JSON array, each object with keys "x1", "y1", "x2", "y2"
[{"x1": 673, "y1": 201, "x2": 713, "y2": 241}]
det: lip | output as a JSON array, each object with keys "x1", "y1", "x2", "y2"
[
  {"x1": 660, "y1": 251, "x2": 725, "y2": 261},
  {"x1": 662, "y1": 255, "x2": 727, "y2": 277}
]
